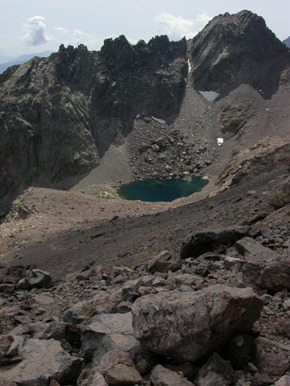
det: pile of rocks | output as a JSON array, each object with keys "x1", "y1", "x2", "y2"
[
  {"x1": 128, "y1": 117, "x2": 213, "y2": 181},
  {"x1": 0, "y1": 222, "x2": 290, "y2": 385}
]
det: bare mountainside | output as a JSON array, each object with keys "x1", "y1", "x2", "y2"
[
  {"x1": 0, "y1": 10, "x2": 289, "y2": 203},
  {"x1": 0, "y1": 9, "x2": 290, "y2": 386}
]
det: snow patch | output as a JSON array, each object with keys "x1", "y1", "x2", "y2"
[
  {"x1": 152, "y1": 116, "x2": 167, "y2": 125},
  {"x1": 217, "y1": 138, "x2": 224, "y2": 146},
  {"x1": 187, "y1": 59, "x2": 192, "y2": 75},
  {"x1": 199, "y1": 91, "x2": 220, "y2": 102}
]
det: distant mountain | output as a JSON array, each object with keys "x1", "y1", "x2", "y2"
[
  {"x1": 0, "y1": 51, "x2": 53, "y2": 74},
  {"x1": 283, "y1": 36, "x2": 290, "y2": 48},
  {"x1": 0, "y1": 54, "x2": 12, "y2": 63},
  {"x1": 189, "y1": 10, "x2": 288, "y2": 98}
]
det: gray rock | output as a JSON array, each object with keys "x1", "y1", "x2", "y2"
[
  {"x1": 96, "y1": 349, "x2": 134, "y2": 376},
  {"x1": 105, "y1": 364, "x2": 142, "y2": 385},
  {"x1": 0, "y1": 338, "x2": 82, "y2": 385},
  {"x1": 77, "y1": 369, "x2": 108, "y2": 386},
  {"x1": 0, "y1": 335, "x2": 24, "y2": 366},
  {"x1": 155, "y1": 137, "x2": 167, "y2": 149},
  {"x1": 17, "y1": 269, "x2": 52, "y2": 290},
  {"x1": 233, "y1": 237, "x2": 290, "y2": 291},
  {"x1": 80, "y1": 313, "x2": 138, "y2": 364},
  {"x1": 63, "y1": 291, "x2": 115, "y2": 324},
  {"x1": 150, "y1": 364, "x2": 195, "y2": 386},
  {"x1": 132, "y1": 285, "x2": 263, "y2": 362},
  {"x1": 235, "y1": 237, "x2": 280, "y2": 262},
  {"x1": 195, "y1": 353, "x2": 234, "y2": 386},
  {"x1": 147, "y1": 250, "x2": 180, "y2": 274}
]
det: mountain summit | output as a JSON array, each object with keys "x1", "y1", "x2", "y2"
[{"x1": 189, "y1": 10, "x2": 289, "y2": 97}]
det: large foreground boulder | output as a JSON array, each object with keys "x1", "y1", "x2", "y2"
[{"x1": 132, "y1": 285, "x2": 263, "y2": 362}]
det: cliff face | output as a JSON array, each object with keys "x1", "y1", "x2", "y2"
[
  {"x1": 0, "y1": 36, "x2": 187, "y2": 199},
  {"x1": 189, "y1": 10, "x2": 289, "y2": 97}
]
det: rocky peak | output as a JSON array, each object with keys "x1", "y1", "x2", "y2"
[
  {"x1": 189, "y1": 10, "x2": 289, "y2": 97},
  {"x1": 53, "y1": 44, "x2": 99, "y2": 93},
  {"x1": 284, "y1": 36, "x2": 290, "y2": 48},
  {"x1": 0, "y1": 37, "x2": 187, "y2": 200}
]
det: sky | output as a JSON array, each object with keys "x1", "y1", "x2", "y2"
[{"x1": 0, "y1": 0, "x2": 289, "y2": 59}]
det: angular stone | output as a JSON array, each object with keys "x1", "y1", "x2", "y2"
[
  {"x1": 150, "y1": 364, "x2": 194, "y2": 386},
  {"x1": 181, "y1": 226, "x2": 249, "y2": 259},
  {"x1": 234, "y1": 237, "x2": 290, "y2": 291},
  {"x1": 97, "y1": 349, "x2": 134, "y2": 376},
  {"x1": 174, "y1": 274, "x2": 204, "y2": 288},
  {"x1": 275, "y1": 375, "x2": 290, "y2": 386},
  {"x1": 195, "y1": 353, "x2": 234, "y2": 386},
  {"x1": 17, "y1": 269, "x2": 52, "y2": 290},
  {"x1": 80, "y1": 313, "x2": 138, "y2": 364},
  {"x1": 33, "y1": 294, "x2": 55, "y2": 305},
  {"x1": 0, "y1": 335, "x2": 24, "y2": 366},
  {"x1": 105, "y1": 364, "x2": 142, "y2": 385},
  {"x1": 0, "y1": 338, "x2": 82, "y2": 384},
  {"x1": 63, "y1": 291, "x2": 115, "y2": 324},
  {"x1": 223, "y1": 256, "x2": 244, "y2": 270},
  {"x1": 147, "y1": 251, "x2": 180, "y2": 274},
  {"x1": 254, "y1": 337, "x2": 290, "y2": 378},
  {"x1": 77, "y1": 369, "x2": 108, "y2": 386},
  {"x1": 132, "y1": 285, "x2": 263, "y2": 362},
  {"x1": 235, "y1": 237, "x2": 280, "y2": 262}
]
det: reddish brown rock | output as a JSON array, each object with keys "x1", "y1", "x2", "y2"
[
  {"x1": 132, "y1": 285, "x2": 263, "y2": 362},
  {"x1": 105, "y1": 364, "x2": 142, "y2": 385},
  {"x1": 254, "y1": 337, "x2": 290, "y2": 378}
]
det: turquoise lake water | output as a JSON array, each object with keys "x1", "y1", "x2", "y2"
[{"x1": 118, "y1": 178, "x2": 208, "y2": 202}]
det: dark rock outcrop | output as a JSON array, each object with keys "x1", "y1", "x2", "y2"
[
  {"x1": 0, "y1": 36, "x2": 187, "y2": 200},
  {"x1": 180, "y1": 225, "x2": 249, "y2": 259},
  {"x1": 189, "y1": 10, "x2": 289, "y2": 98}
]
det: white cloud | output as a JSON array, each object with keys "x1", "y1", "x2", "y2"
[
  {"x1": 21, "y1": 16, "x2": 50, "y2": 46},
  {"x1": 154, "y1": 12, "x2": 211, "y2": 40},
  {"x1": 54, "y1": 27, "x2": 102, "y2": 50}
]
